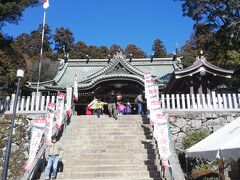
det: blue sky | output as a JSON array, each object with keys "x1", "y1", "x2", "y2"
[{"x1": 3, "y1": 0, "x2": 194, "y2": 55}]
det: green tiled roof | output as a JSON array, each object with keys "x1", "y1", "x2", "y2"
[{"x1": 27, "y1": 54, "x2": 176, "y2": 91}]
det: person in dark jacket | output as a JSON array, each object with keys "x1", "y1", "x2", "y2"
[{"x1": 106, "y1": 90, "x2": 117, "y2": 119}]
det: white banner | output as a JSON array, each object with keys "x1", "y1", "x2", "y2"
[
  {"x1": 74, "y1": 75, "x2": 78, "y2": 101},
  {"x1": 149, "y1": 98, "x2": 161, "y2": 110},
  {"x1": 146, "y1": 85, "x2": 159, "y2": 98},
  {"x1": 150, "y1": 108, "x2": 162, "y2": 126},
  {"x1": 24, "y1": 117, "x2": 46, "y2": 170},
  {"x1": 66, "y1": 86, "x2": 72, "y2": 116},
  {"x1": 153, "y1": 114, "x2": 170, "y2": 160},
  {"x1": 56, "y1": 93, "x2": 65, "y2": 130},
  {"x1": 45, "y1": 102, "x2": 55, "y2": 145},
  {"x1": 144, "y1": 72, "x2": 152, "y2": 79},
  {"x1": 145, "y1": 78, "x2": 155, "y2": 87}
]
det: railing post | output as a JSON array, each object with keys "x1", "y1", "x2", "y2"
[
  {"x1": 5, "y1": 96, "x2": 11, "y2": 111},
  {"x1": 31, "y1": 92, "x2": 36, "y2": 111},
  {"x1": 171, "y1": 94, "x2": 175, "y2": 109},
  {"x1": 176, "y1": 94, "x2": 180, "y2": 109},
  {"x1": 25, "y1": 96, "x2": 30, "y2": 111},
  {"x1": 35, "y1": 92, "x2": 41, "y2": 111},
  {"x1": 202, "y1": 94, "x2": 207, "y2": 109},
  {"x1": 10, "y1": 94, "x2": 15, "y2": 112},
  {"x1": 41, "y1": 96, "x2": 45, "y2": 111},
  {"x1": 186, "y1": 94, "x2": 190, "y2": 109},
  {"x1": 207, "y1": 94, "x2": 212, "y2": 109},
  {"x1": 51, "y1": 96, "x2": 55, "y2": 109},
  {"x1": 196, "y1": 94, "x2": 202, "y2": 109},
  {"x1": 212, "y1": 91, "x2": 217, "y2": 109},
  {"x1": 166, "y1": 94, "x2": 170, "y2": 109},
  {"x1": 181, "y1": 94, "x2": 185, "y2": 109},
  {"x1": 20, "y1": 96, "x2": 25, "y2": 112},
  {"x1": 232, "y1": 94, "x2": 238, "y2": 109},
  {"x1": 228, "y1": 94, "x2": 233, "y2": 109},
  {"x1": 217, "y1": 94, "x2": 223, "y2": 109},
  {"x1": 191, "y1": 94, "x2": 197, "y2": 109},
  {"x1": 222, "y1": 94, "x2": 227, "y2": 109},
  {"x1": 46, "y1": 96, "x2": 50, "y2": 110},
  {"x1": 161, "y1": 94, "x2": 165, "y2": 109}
]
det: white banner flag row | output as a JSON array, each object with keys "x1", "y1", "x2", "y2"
[
  {"x1": 74, "y1": 75, "x2": 78, "y2": 101},
  {"x1": 56, "y1": 92, "x2": 65, "y2": 130},
  {"x1": 24, "y1": 117, "x2": 46, "y2": 170},
  {"x1": 45, "y1": 102, "x2": 55, "y2": 145},
  {"x1": 66, "y1": 86, "x2": 73, "y2": 116},
  {"x1": 143, "y1": 71, "x2": 171, "y2": 168}
]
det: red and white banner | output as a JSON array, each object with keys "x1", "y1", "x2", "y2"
[
  {"x1": 66, "y1": 86, "x2": 73, "y2": 116},
  {"x1": 149, "y1": 98, "x2": 161, "y2": 110},
  {"x1": 145, "y1": 78, "x2": 155, "y2": 87},
  {"x1": 24, "y1": 118, "x2": 46, "y2": 170},
  {"x1": 74, "y1": 75, "x2": 78, "y2": 101},
  {"x1": 153, "y1": 114, "x2": 170, "y2": 160},
  {"x1": 45, "y1": 102, "x2": 55, "y2": 145},
  {"x1": 146, "y1": 85, "x2": 159, "y2": 98},
  {"x1": 144, "y1": 72, "x2": 152, "y2": 79},
  {"x1": 56, "y1": 92, "x2": 65, "y2": 130},
  {"x1": 43, "y1": 0, "x2": 49, "y2": 9},
  {"x1": 150, "y1": 108, "x2": 162, "y2": 126}
]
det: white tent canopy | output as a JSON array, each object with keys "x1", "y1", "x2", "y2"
[{"x1": 186, "y1": 117, "x2": 240, "y2": 161}]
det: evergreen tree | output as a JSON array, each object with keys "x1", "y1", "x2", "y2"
[
  {"x1": 71, "y1": 41, "x2": 88, "y2": 59},
  {"x1": 53, "y1": 27, "x2": 74, "y2": 56},
  {"x1": 14, "y1": 24, "x2": 52, "y2": 60},
  {"x1": 152, "y1": 39, "x2": 167, "y2": 58},
  {"x1": 0, "y1": 0, "x2": 39, "y2": 29},
  {"x1": 125, "y1": 44, "x2": 146, "y2": 58},
  {"x1": 0, "y1": 34, "x2": 27, "y2": 95},
  {"x1": 109, "y1": 44, "x2": 123, "y2": 56},
  {"x1": 98, "y1": 46, "x2": 110, "y2": 59}
]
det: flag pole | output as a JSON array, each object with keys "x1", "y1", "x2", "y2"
[{"x1": 36, "y1": 8, "x2": 47, "y2": 94}]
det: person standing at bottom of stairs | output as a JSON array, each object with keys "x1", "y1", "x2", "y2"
[
  {"x1": 44, "y1": 136, "x2": 64, "y2": 180},
  {"x1": 106, "y1": 90, "x2": 118, "y2": 120}
]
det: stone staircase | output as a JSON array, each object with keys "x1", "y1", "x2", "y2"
[{"x1": 55, "y1": 115, "x2": 162, "y2": 180}]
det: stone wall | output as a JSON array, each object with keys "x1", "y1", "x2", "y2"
[
  {"x1": 0, "y1": 115, "x2": 30, "y2": 180},
  {"x1": 167, "y1": 112, "x2": 240, "y2": 151}
]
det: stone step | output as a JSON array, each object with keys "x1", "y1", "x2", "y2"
[
  {"x1": 62, "y1": 154, "x2": 156, "y2": 161},
  {"x1": 59, "y1": 148, "x2": 153, "y2": 154},
  {"x1": 60, "y1": 159, "x2": 156, "y2": 166},
  {"x1": 60, "y1": 138, "x2": 151, "y2": 144},
  {"x1": 74, "y1": 115, "x2": 146, "y2": 118},
  {"x1": 62, "y1": 131, "x2": 147, "y2": 136},
  {"x1": 57, "y1": 178, "x2": 154, "y2": 180},
  {"x1": 67, "y1": 124, "x2": 143, "y2": 130},
  {"x1": 57, "y1": 171, "x2": 160, "y2": 179},
  {"x1": 64, "y1": 130, "x2": 147, "y2": 134},
  {"x1": 62, "y1": 135, "x2": 152, "y2": 140},
  {"x1": 61, "y1": 143, "x2": 154, "y2": 151},
  {"x1": 62, "y1": 165, "x2": 157, "y2": 172}
]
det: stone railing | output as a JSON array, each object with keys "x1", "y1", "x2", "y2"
[
  {"x1": 1, "y1": 92, "x2": 239, "y2": 114},
  {"x1": 160, "y1": 92, "x2": 240, "y2": 111},
  {"x1": 1, "y1": 94, "x2": 60, "y2": 114}
]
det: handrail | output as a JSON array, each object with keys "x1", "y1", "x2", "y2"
[
  {"x1": 21, "y1": 144, "x2": 47, "y2": 180},
  {"x1": 21, "y1": 113, "x2": 69, "y2": 180}
]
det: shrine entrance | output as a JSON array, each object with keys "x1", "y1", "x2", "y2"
[{"x1": 75, "y1": 79, "x2": 144, "y2": 115}]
